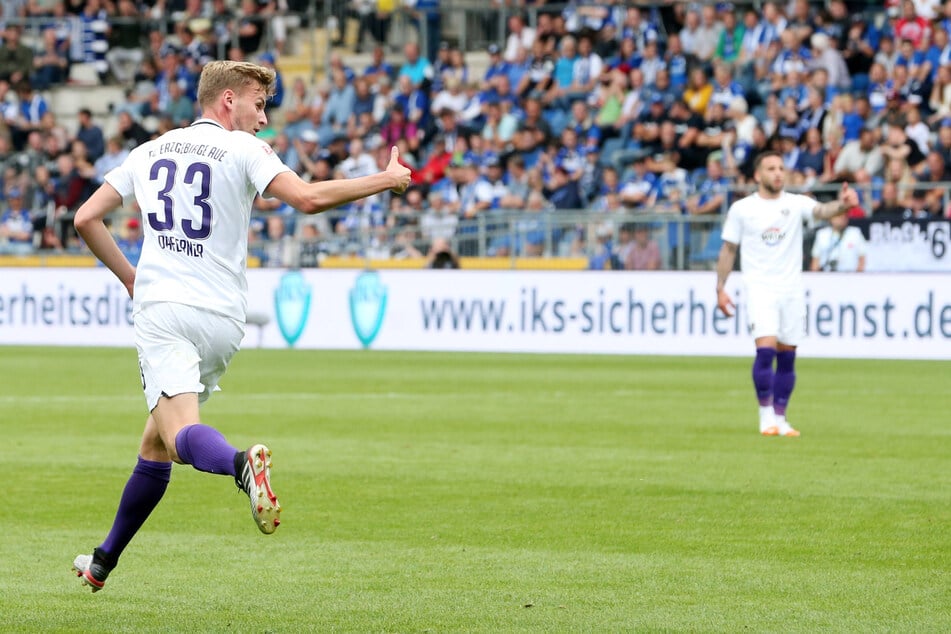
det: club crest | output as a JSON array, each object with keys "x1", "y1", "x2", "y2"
[
  {"x1": 273, "y1": 271, "x2": 312, "y2": 347},
  {"x1": 349, "y1": 270, "x2": 388, "y2": 348}
]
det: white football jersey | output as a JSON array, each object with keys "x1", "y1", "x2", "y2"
[
  {"x1": 721, "y1": 191, "x2": 816, "y2": 290},
  {"x1": 106, "y1": 119, "x2": 292, "y2": 320}
]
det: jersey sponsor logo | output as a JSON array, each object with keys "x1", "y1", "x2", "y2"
[
  {"x1": 761, "y1": 227, "x2": 786, "y2": 246},
  {"x1": 274, "y1": 271, "x2": 312, "y2": 347},
  {"x1": 349, "y1": 271, "x2": 388, "y2": 348}
]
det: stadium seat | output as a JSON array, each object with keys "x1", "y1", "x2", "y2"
[{"x1": 689, "y1": 226, "x2": 723, "y2": 270}]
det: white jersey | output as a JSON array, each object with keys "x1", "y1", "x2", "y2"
[
  {"x1": 106, "y1": 119, "x2": 292, "y2": 321},
  {"x1": 721, "y1": 191, "x2": 816, "y2": 290}
]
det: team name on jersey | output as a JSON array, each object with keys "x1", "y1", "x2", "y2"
[
  {"x1": 149, "y1": 142, "x2": 228, "y2": 162},
  {"x1": 157, "y1": 234, "x2": 204, "y2": 258}
]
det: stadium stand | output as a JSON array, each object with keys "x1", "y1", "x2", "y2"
[{"x1": 0, "y1": 1, "x2": 949, "y2": 272}]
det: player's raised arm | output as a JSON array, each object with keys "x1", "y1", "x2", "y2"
[
  {"x1": 74, "y1": 183, "x2": 136, "y2": 298},
  {"x1": 266, "y1": 146, "x2": 411, "y2": 214},
  {"x1": 812, "y1": 182, "x2": 859, "y2": 221}
]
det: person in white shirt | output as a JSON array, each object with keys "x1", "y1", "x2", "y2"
[
  {"x1": 503, "y1": 13, "x2": 536, "y2": 63},
  {"x1": 71, "y1": 60, "x2": 411, "y2": 592},
  {"x1": 809, "y1": 213, "x2": 868, "y2": 272},
  {"x1": 716, "y1": 151, "x2": 858, "y2": 437}
]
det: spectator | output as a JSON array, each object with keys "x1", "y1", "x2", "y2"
[
  {"x1": 115, "y1": 216, "x2": 143, "y2": 266},
  {"x1": 9, "y1": 81, "x2": 48, "y2": 152},
  {"x1": 363, "y1": 44, "x2": 395, "y2": 85},
  {"x1": 683, "y1": 67, "x2": 713, "y2": 117},
  {"x1": 895, "y1": 0, "x2": 931, "y2": 48},
  {"x1": 116, "y1": 110, "x2": 153, "y2": 149},
  {"x1": 714, "y1": 3, "x2": 745, "y2": 64},
  {"x1": 624, "y1": 223, "x2": 662, "y2": 271},
  {"x1": 235, "y1": 0, "x2": 265, "y2": 56},
  {"x1": 31, "y1": 27, "x2": 69, "y2": 90},
  {"x1": 794, "y1": 127, "x2": 827, "y2": 184},
  {"x1": 914, "y1": 151, "x2": 951, "y2": 215},
  {"x1": 258, "y1": 52, "x2": 285, "y2": 111},
  {"x1": 106, "y1": 0, "x2": 146, "y2": 84},
  {"x1": 337, "y1": 137, "x2": 378, "y2": 180},
  {"x1": 832, "y1": 127, "x2": 884, "y2": 181},
  {"x1": 427, "y1": 236, "x2": 460, "y2": 268},
  {"x1": 588, "y1": 224, "x2": 623, "y2": 270},
  {"x1": 398, "y1": 41, "x2": 434, "y2": 88},
  {"x1": 873, "y1": 181, "x2": 911, "y2": 216},
  {"x1": 0, "y1": 186, "x2": 33, "y2": 253},
  {"x1": 72, "y1": 0, "x2": 111, "y2": 81},
  {"x1": 879, "y1": 124, "x2": 926, "y2": 170},
  {"x1": 76, "y1": 109, "x2": 105, "y2": 163},
  {"x1": 93, "y1": 136, "x2": 129, "y2": 184},
  {"x1": 162, "y1": 80, "x2": 196, "y2": 128},
  {"x1": 504, "y1": 13, "x2": 536, "y2": 63},
  {"x1": 0, "y1": 25, "x2": 34, "y2": 85},
  {"x1": 320, "y1": 68, "x2": 356, "y2": 145},
  {"x1": 693, "y1": 4, "x2": 724, "y2": 63},
  {"x1": 810, "y1": 213, "x2": 868, "y2": 271},
  {"x1": 685, "y1": 153, "x2": 730, "y2": 216}
]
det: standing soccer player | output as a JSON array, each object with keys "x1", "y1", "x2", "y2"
[
  {"x1": 71, "y1": 60, "x2": 411, "y2": 592},
  {"x1": 715, "y1": 151, "x2": 858, "y2": 436}
]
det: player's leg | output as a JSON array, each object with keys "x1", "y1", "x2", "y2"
[
  {"x1": 746, "y1": 289, "x2": 781, "y2": 435},
  {"x1": 73, "y1": 415, "x2": 172, "y2": 592},
  {"x1": 773, "y1": 292, "x2": 806, "y2": 437},
  {"x1": 143, "y1": 303, "x2": 280, "y2": 534},
  {"x1": 772, "y1": 343, "x2": 799, "y2": 436}
]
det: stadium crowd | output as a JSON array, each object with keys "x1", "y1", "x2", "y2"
[{"x1": 0, "y1": 0, "x2": 948, "y2": 270}]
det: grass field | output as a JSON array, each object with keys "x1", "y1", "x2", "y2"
[{"x1": 1, "y1": 346, "x2": 948, "y2": 633}]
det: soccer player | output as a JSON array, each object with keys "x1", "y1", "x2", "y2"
[
  {"x1": 71, "y1": 60, "x2": 411, "y2": 592},
  {"x1": 715, "y1": 151, "x2": 858, "y2": 437}
]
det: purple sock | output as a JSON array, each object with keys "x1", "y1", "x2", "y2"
[
  {"x1": 99, "y1": 456, "x2": 171, "y2": 562},
  {"x1": 773, "y1": 350, "x2": 797, "y2": 417},
  {"x1": 752, "y1": 347, "x2": 777, "y2": 406},
  {"x1": 174, "y1": 424, "x2": 240, "y2": 476}
]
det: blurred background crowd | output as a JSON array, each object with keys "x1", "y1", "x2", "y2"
[{"x1": 0, "y1": 0, "x2": 944, "y2": 271}]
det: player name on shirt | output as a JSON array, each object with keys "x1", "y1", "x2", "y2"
[
  {"x1": 148, "y1": 142, "x2": 228, "y2": 162},
  {"x1": 157, "y1": 234, "x2": 204, "y2": 258}
]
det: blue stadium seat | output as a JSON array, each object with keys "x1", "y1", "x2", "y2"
[{"x1": 689, "y1": 225, "x2": 723, "y2": 269}]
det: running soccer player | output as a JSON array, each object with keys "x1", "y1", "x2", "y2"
[
  {"x1": 71, "y1": 60, "x2": 411, "y2": 592},
  {"x1": 715, "y1": 151, "x2": 858, "y2": 437}
]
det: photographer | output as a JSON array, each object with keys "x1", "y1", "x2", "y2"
[{"x1": 809, "y1": 213, "x2": 868, "y2": 272}]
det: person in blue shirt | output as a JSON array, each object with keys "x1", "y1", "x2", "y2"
[
  {"x1": 115, "y1": 217, "x2": 143, "y2": 266},
  {"x1": 484, "y1": 43, "x2": 510, "y2": 82},
  {"x1": 0, "y1": 187, "x2": 33, "y2": 253},
  {"x1": 363, "y1": 45, "x2": 396, "y2": 83},
  {"x1": 398, "y1": 41, "x2": 434, "y2": 87}
]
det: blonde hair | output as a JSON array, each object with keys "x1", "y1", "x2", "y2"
[{"x1": 197, "y1": 60, "x2": 276, "y2": 108}]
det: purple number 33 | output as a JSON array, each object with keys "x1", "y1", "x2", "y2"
[{"x1": 148, "y1": 159, "x2": 213, "y2": 239}]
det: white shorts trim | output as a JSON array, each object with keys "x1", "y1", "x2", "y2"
[{"x1": 134, "y1": 302, "x2": 244, "y2": 411}]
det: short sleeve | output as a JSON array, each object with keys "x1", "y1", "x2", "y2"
[
  {"x1": 239, "y1": 133, "x2": 294, "y2": 196},
  {"x1": 103, "y1": 151, "x2": 137, "y2": 203},
  {"x1": 798, "y1": 193, "x2": 817, "y2": 222},
  {"x1": 721, "y1": 202, "x2": 742, "y2": 245}
]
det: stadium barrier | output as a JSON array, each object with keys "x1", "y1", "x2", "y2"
[{"x1": 2, "y1": 268, "x2": 948, "y2": 359}]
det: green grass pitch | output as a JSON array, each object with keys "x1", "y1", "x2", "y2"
[{"x1": 1, "y1": 346, "x2": 948, "y2": 633}]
